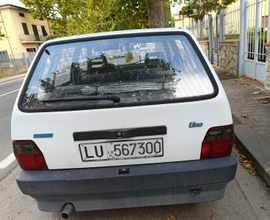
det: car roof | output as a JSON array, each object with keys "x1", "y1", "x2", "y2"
[{"x1": 47, "y1": 28, "x2": 187, "y2": 44}]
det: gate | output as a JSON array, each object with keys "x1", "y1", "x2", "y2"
[{"x1": 240, "y1": 0, "x2": 270, "y2": 82}]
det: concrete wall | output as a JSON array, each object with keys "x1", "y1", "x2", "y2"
[
  {"x1": 218, "y1": 40, "x2": 240, "y2": 76},
  {"x1": 0, "y1": 65, "x2": 27, "y2": 78},
  {"x1": 198, "y1": 41, "x2": 209, "y2": 60},
  {"x1": 174, "y1": 19, "x2": 182, "y2": 28},
  {"x1": 264, "y1": 43, "x2": 270, "y2": 92}
]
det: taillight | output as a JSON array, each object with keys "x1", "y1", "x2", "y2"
[
  {"x1": 201, "y1": 125, "x2": 234, "y2": 159},
  {"x1": 12, "y1": 140, "x2": 48, "y2": 170}
]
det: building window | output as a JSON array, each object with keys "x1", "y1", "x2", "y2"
[
  {"x1": 41, "y1": 26, "x2": 48, "y2": 36},
  {"x1": 19, "y1": 13, "x2": 25, "y2": 17},
  {"x1": 26, "y1": 48, "x2": 36, "y2": 52},
  {"x1": 0, "y1": 50, "x2": 9, "y2": 62},
  {"x1": 262, "y1": 15, "x2": 268, "y2": 26},
  {"x1": 22, "y1": 23, "x2": 29, "y2": 35},
  {"x1": 39, "y1": 18, "x2": 44, "y2": 21}
]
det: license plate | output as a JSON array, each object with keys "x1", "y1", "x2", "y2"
[{"x1": 79, "y1": 138, "x2": 163, "y2": 161}]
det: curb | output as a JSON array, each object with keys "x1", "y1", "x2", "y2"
[{"x1": 234, "y1": 123, "x2": 270, "y2": 187}]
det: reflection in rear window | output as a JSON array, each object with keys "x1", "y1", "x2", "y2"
[{"x1": 21, "y1": 35, "x2": 214, "y2": 110}]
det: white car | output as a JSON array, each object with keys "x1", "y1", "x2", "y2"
[{"x1": 11, "y1": 28, "x2": 236, "y2": 218}]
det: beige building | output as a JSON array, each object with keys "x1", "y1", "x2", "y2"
[
  {"x1": 172, "y1": 11, "x2": 182, "y2": 28},
  {"x1": 0, "y1": 4, "x2": 51, "y2": 60},
  {"x1": 172, "y1": 11, "x2": 194, "y2": 29}
]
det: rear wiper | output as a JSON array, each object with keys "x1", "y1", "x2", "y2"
[{"x1": 41, "y1": 95, "x2": 120, "y2": 103}]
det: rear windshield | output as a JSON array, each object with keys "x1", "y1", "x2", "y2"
[{"x1": 20, "y1": 34, "x2": 215, "y2": 111}]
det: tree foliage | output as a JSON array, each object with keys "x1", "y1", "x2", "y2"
[
  {"x1": 165, "y1": 0, "x2": 174, "y2": 27},
  {"x1": 20, "y1": 0, "x2": 150, "y2": 37},
  {"x1": 170, "y1": 16, "x2": 175, "y2": 27},
  {"x1": 181, "y1": 0, "x2": 236, "y2": 21},
  {"x1": 70, "y1": 0, "x2": 149, "y2": 35},
  {"x1": 20, "y1": 0, "x2": 76, "y2": 37}
]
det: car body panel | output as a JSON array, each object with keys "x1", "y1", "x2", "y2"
[
  {"x1": 16, "y1": 153, "x2": 237, "y2": 212},
  {"x1": 12, "y1": 93, "x2": 232, "y2": 169},
  {"x1": 11, "y1": 28, "x2": 236, "y2": 212}
]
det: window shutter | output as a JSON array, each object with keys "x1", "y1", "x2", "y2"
[
  {"x1": 22, "y1": 23, "x2": 29, "y2": 35},
  {"x1": 41, "y1": 26, "x2": 48, "y2": 36}
]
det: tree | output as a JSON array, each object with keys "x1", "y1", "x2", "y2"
[
  {"x1": 170, "y1": 16, "x2": 175, "y2": 27},
  {"x1": 19, "y1": 0, "x2": 170, "y2": 37},
  {"x1": 19, "y1": 0, "x2": 83, "y2": 37},
  {"x1": 182, "y1": 0, "x2": 236, "y2": 21},
  {"x1": 147, "y1": 0, "x2": 169, "y2": 28},
  {"x1": 20, "y1": 0, "x2": 151, "y2": 37},
  {"x1": 68, "y1": 0, "x2": 150, "y2": 35},
  {"x1": 165, "y1": 0, "x2": 174, "y2": 27},
  {"x1": 81, "y1": 0, "x2": 168, "y2": 30},
  {"x1": 0, "y1": 21, "x2": 7, "y2": 40}
]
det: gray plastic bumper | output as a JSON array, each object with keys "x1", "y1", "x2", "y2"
[{"x1": 16, "y1": 153, "x2": 237, "y2": 212}]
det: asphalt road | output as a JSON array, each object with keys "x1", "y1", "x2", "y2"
[
  {"x1": 0, "y1": 78, "x2": 24, "y2": 181},
  {"x1": 1, "y1": 77, "x2": 270, "y2": 220}
]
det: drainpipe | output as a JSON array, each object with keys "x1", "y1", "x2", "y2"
[
  {"x1": 239, "y1": 0, "x2": 248, "y2": 76},
  {"x1": 0, "y1": 12, "x2": 16, "y2": 65},
  {"x1": 253, "y1": 0, "x2": 260, "y2": 80},
  {"x1": 46, "y1": 18, "x2": 53, "y2": 38}
]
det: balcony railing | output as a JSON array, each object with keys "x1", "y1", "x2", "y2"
[{"x1": 19, "y1": 34, "x2": 52, "y2": 43}]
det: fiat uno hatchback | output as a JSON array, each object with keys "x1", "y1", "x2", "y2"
[{"x1": 12, "y1": 28, "x2": 237, "y2": 215}]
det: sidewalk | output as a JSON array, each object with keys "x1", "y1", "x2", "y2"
[{"x1": 213, "y1": 66, "x2": 270, "y2": 186}]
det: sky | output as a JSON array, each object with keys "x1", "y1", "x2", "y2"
[
  {"x1": 2, "y1": 0, "x2": 24, "y2": 7},
  {"x1": 2, "y1": 0, "x2": 183, "y2": 14},
  {"x1": 171, "y1": 3, "x2": 184, "y2": 14}
]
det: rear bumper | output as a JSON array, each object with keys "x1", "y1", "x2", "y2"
[{"x1": 16, "y1": 153, "x2": 237, "y2": 212}]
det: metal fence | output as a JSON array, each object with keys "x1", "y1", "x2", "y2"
[
  {"x1": 246, "y1": 0, "x2": 268, "y2": 62},
  {"x1": 0, "y1": 52, "x2": 36, "y2": 69},
  {"x1": 238, "y1": 0, "x2": 270, "y2": 81},
  {"x1": 186, "y1": 5, "x2": 241, "y2": 66},
  {"x1": 189, "y1": 17, "x2": 209, "y2": 41},
  {"x1": 224, "y1": 4, "x2": 241, "y2": 39},
  {"x1": 187, "y1": 4, "x2": 241, "y2": 40},
  {"x1": 212, "y1": 13, "x2": 221, "y2": 65},
  {"x1": 187, "y1": 3, "x2": 241, "y2": 65}
]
